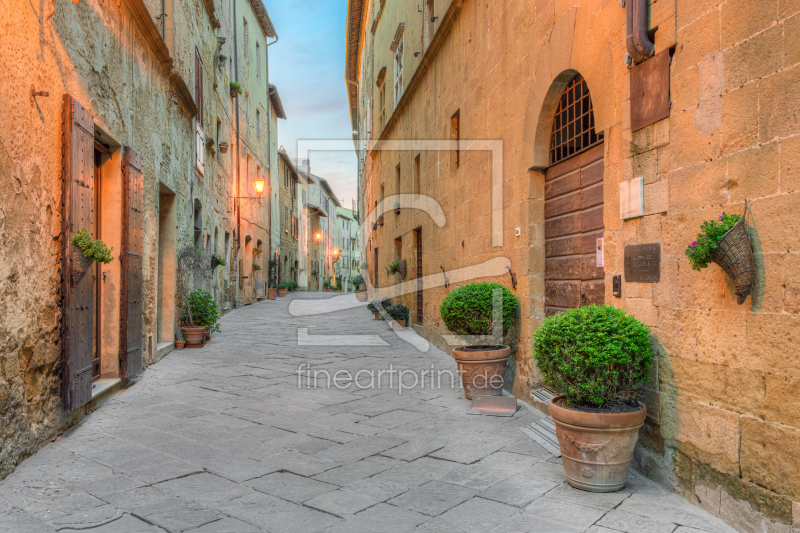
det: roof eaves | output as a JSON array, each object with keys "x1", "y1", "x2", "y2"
[
  {"x1": 248, "y1": 0, "x2": 277, "y2": 38},
  {"x1": 269, "y1": 84, "x2": 287, "y2": 119}
]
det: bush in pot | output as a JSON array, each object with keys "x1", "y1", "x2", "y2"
[
  {"x1": 439, "y1": 282, "x2": 518, "y2": 399},
  {"x1": 532, "y1": 304, "x2": 653, "y2": 492},
  {"x1": 387, "y1": 304, "x2": 410, "y2": 328},
  {"x1": 352, "y1": 274, "x2": 367, "y2": 301},
  {"x1": 277, "y1": 281, "x2": 289, "y2": 296},
  {"x1": 181, "y1": 288, "x2": 220, "y2": 345},
  {"x1": 367, "y1": 297, "x2": 391, "y2": 319}
]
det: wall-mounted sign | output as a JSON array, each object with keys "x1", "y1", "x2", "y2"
[
  {"x1": 624, "y1": 243, "x2": 661, "y2": 282},
  {"x1": 620, "y1": 177, "x2": 644, "y2": 220},
  {"x1": 596, "y1": 238, "x2": 604, "y2": 268}
]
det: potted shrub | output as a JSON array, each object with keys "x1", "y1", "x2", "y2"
[
  {"x1": 175, "y1": 332, "x2": 185, "y2": 350},
  {"x1": 532, "y1": 305, "x2": 653, "y2": 493},
  {"x1": 70, "y1": 228, "x2": 114, "y2": 285},
  {"x1": 353, "y1": 274, "x2": 367, "y2": 301},
  {"x1": 439, "y1": 282, "x2": 518, "y2": 399},
  {"x1": 367, "y1": 297, "x2": 392, "y2": 320},
  {"x1": 218, "y1": 141, "x2": 229, "y2": 154},
  {"x1": 181, "y1": 288, "x2": 220, "y2": 346},
  {"x1": 277, "y1": 282, "x2": 289, "y2": 297},
  {"x1": 230, "y1": 81, "x2": 243, "y2": 97},
  {"x1": 394, "y1": 201, "x2": 401, "y2": 215},
  {"x1": 685, "y1": 209, "x2": 754, "y2": 304},
  {"x1": 387, "y1": 304, "x2": 410, "y2": 329},
  {"x1": 323, "y1": 280, "x2": 331, "y2": 292},
  {"x1": 268, "y1": 259, "x2": 277, "y2": 299}
]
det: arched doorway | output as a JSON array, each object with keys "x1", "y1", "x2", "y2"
[{"x1": 544, "y1": 74, "x2": 605, "y2": 316}]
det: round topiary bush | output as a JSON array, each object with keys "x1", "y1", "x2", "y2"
[
  {"x1": 439, "y1": 282, "x2": 518, "y2": 340},
  {"x1": 532, "y1": 305, "x2": 653, "y2": 407}
]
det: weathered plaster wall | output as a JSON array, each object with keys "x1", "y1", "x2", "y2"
[
  {"x1": 0, "y1": 0, "x2": 273, "y2": 482},
  {"x1": 358, "y1": 0, "x2": 800, "y2": 528}
]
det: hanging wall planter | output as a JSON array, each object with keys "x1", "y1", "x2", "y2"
[
  {"x1": 69, "y1": 228, "x2": 114, "y2": 286},
  {"x1": 70, "y1": 246, "x2": 94, "y2": 286},
  {"x1": 218, "y1": 142, "x2": 229, "y2": 154},
  {"x1": 685, "y1": 205, "x2": 754, "y2": 304}
]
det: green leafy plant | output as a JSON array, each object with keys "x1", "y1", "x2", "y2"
[
  {"x1": 278, "y1": 282, "x2": 290, "y2": 289},
  {"x1": 366, "y1": 297, "x2": 392, "y2": 314},
  {"x1": 71, "y1": 228, "x2": 114, "y2": 264},
  {"x1": 253, "y1": 263, "x2": 262, "y2": 271},
  {"x1": 254, "y1": 247, "x2": 262, "y2": 254},
  {"x1": 217, "y1": 54, "x2": 228, "y2": 62},
  {"x1": 213, "y1": 253, "x2": 226, "y2": 266},
  {"x1": 439, "y1": 282, "x2": 518, "y2": 342},
  {"x1": 323, "y1": 280, "x2": 331, "y2": 288},
  {"x1": 183, "y1": 289, "x2": 220, "y2": 332},
  {"x1": 532, "y1": 305, "x2": 653, "y2": 408},
  {"x1": 685, "y1": 212, "x2": 741, "y2": 271},
  {"x1": 268, "y1": 259, "x2": 277, "y2": 288},
  {"x1": 387, "y1": 304, "x2": 409, "y2": 321},
  {"x1": 360, "y1": 262, "x2": 367, "y2": 270},
  {"x1": 289, "y1": 281, "x2": 299, "y2": 290},
  {"x1": 311, "y1": 269, "x2": 319, "y2": 276},
  {"x1": 352, "y1": 274, "x2": 365, "y2": 288},
  {"x1": 229, "y1": 81, "x2": 243, "y2": 95},
  {"x1": 388, "y1": 260, "x2": 401, "y2": 275}
]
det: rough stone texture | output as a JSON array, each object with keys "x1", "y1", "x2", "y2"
[
  {"x1": 0, "y1": 293, "x2": 733, "y2": 532},
  {"x1": 349, "y1": 0, "x2": 800, "y2": 529},
  {"x1": 0, "y1": 0, "x2": 277, "y2": 484}
]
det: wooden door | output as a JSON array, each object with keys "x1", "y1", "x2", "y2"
[
  {"x1": 61, "y1": 95, "x2": 95, "y2": 412},
  {"x1": 544, "y1": 143, "x2": 605, "y2": 316},
  {"x1": 120, "y1": 146, "x2": 144, "y2": 378}
]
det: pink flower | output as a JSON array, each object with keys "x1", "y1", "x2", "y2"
[{"x1": 691, "y1": 241, "x2": 697, "y2": 247}]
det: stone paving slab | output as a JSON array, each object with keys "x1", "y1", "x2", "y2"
[{"x1": 0, "y1": 294, "x2": 738, "y2": 533}]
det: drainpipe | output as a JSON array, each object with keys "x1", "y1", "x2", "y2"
[{"x1": 625, "y1": 0, "x2": 654, "y2": 63}]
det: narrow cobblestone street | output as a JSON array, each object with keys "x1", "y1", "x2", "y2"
[{"x1": 0, "y1": 294, "x2": 735, "y2": 533}]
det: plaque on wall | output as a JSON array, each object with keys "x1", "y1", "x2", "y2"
[{"x1": 624, "y1": 243, "x2": 661, "y2": 283}]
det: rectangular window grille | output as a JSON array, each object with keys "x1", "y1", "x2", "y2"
[
  {"x1": 550, "y1": 74, "x2": 603, "y2": 165},
  {"x1": 394, "y1": 37, "x2": 404, "y2": 106}
]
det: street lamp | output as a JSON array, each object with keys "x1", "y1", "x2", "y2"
[
  {"x1": 314, "y1": 232, "x2": 322, "y2": 242},
  {"x1": 235, "y1": 176, "x2": 266, "y2": 202}
]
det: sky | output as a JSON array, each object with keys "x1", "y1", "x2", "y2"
[{"x1": 267, "y1": 0, "x2": 358, "y2": 210}]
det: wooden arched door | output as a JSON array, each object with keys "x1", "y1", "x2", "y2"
[{"x1": 544, "y1": 74, "x2": 605, "y2": 316}]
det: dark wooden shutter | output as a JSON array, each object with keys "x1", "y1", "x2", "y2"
[
  {"x1": 61, "y1": 95, "x2": 95, "y2": 412},
  {"x1": 120, "y1": 147, "x2": 144, "y2": 378}
]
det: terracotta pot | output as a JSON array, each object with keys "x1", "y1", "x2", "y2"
[
  {"x1": 355, "y1": 291, "x2": 368, "y2": 302},
  {"x1": 268, "y1": 288, "x2": 276, "y2": 299},
  {"x1": 205, "y1": 327, "x2": 211, "y2": 341},
  {"x1": 452, "y1": 345, "x2": 511, "y2": 400},
  {"x1": 181, "y1": 326, "x2": 206, "y2": 346},
  {"x1": 374, "y1": 312, "x2": 382, "y2": 320},
  {"x1": 175, "y1": 340, "x2": 186, "y2": 349},
  {"x1": 278, "y1": 288, "x2": 287, "y2": 297},
  {"x1": 389, "y1": 320, "x2": 404, "y2": 331},
  {"x1": 549, "y1": 395, "x2": 647, "y2": 493}
]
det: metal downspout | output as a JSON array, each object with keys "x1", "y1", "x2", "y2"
[
  {"x1": 625, "y1": 0, "x2": 654, "y2": 63},
  {"x1": 233, "y1": 0, "x2": 241, "y2": 307}
]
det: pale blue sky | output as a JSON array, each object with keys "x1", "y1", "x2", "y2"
[{"x1": 267, "y1": 0, "x2": 358, "y2": 209}]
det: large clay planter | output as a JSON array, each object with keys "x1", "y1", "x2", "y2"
[
  {"x1": 181, "y1": 326, "x2": 206, "y2": 346},
  {"x1": 374, "y1": 312, "x2": 382, "y2": 320},
  {"x1": 268, "y1": 288, "x2": 276, "y2": 299},
  {"x1": 549, "y1": 395, "x2": 646, "y2": 493},
  {"x1": 355, "y1": 291, "x2": 368, "y2": 302},
  {"x1": 278, "y1": 288, "x2": 287, "y2": 297},
  {"x1": 452, "y1": 345, "x2": 511, "y2": 400}
]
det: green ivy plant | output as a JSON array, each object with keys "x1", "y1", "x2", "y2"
[
  {"x1": 253, "y1": 263, "x2": 262, "y2": 271},
  {"x1": 213, "y1": 253, "x2": 226, "y2": 266},
  {"x1": 439, "y1": 282, "x2": 518, "y2": 342},
  {"x1": 183, "y1": 289, "x2": 220, "y2": 332},
  {"x1": 685, "y1": 212, "x2": 741, "y2": 271},
  {"x1": 388, "y1": 260, "x2": 401, "y2": 275},
  {"x1": 230, "y1": 81, "x2": 243, "y2": 95},
  {"x1": 71, "y1": 228, "x2": 114, "y2": 263},
  {"x1": 531, "y1": 305, "x2": 653, "y2": 407}
]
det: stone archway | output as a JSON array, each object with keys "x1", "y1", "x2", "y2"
[{"x1": 522, "y1": 7, "x2": 619, "y2": 169}]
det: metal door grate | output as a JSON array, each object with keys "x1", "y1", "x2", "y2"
[
  {"x1": 550, "y1": 75, "x2": 603, "y2": 165},
  {"x1": 415, "y1": 229, "x2": 423, "y2": 325}
]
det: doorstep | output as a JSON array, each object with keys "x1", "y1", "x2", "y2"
[
  {"x1": 156, "y1": 341, "x2": 174, "y2": 359},
  {"x1": 91, "y1": 378, "x2": 121, "y2": 400}
]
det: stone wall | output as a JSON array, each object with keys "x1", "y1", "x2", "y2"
[{"x1": 355, "y1": 0, "x2": 800, "y2": 528}]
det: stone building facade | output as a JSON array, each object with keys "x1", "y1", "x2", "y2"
[
  {"x1": 0, "y1": 0, "x2": 280, "y2": 481},
  {"x1": 277, "y1": 148, "x2": 300, "y2": 285},
  {"x1": 347, "y1": 0, "x2": 800, "y2": 529}
]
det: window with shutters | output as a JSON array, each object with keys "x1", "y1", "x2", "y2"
[
  {"x1": 393, "y1": 37, "x2": 404, "y2": 106},
  {"x1": 195, "y1": 49, "x2": 205, "y2": 176}
]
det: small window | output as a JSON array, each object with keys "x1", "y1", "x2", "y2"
[
  {"x1": 424, "y1": 0, "x2": 434, "y2": 49},
  {"x1": 256, "y1": 109, "x2": 261, "y2": 137},
  {"x1": 379, "y1": 85, "x2": 386, "y2": 130},
  {"x1": 413, "y1": 154, "x2": 421, "y2": 197},
  {"x1": 256, "y1": 42, "x2": 261, "y2": 78},
  {"x1": 450, "y1": 110, "x2": 460, "y2": 170},
  {"x1": 550, "y1": 74, "x2": 603, "y2": 165}
]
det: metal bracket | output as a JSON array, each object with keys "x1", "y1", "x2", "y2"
[
  {"x1": 506, "y1": 266, "x2": 517, "y2": 290},
  {"x1": 440, "y1": 266, "x2": 449, "y2": 289},
  {"x1": 30, "y1": 84, "x2": 49, "y2": 102}
]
